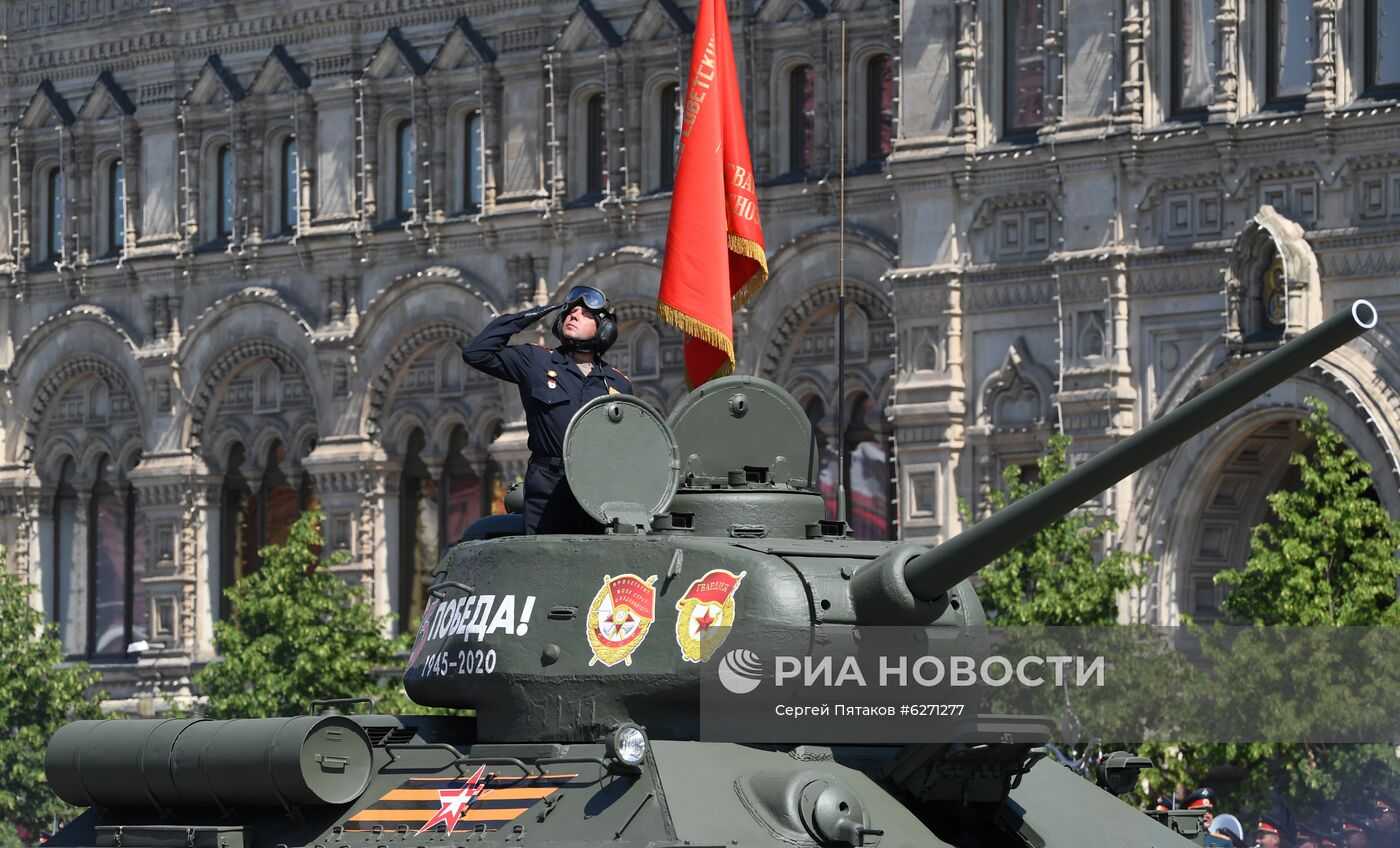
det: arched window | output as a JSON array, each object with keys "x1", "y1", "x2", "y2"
[
  {"x1": 633, "y1": 325, "x2": 661, "y2": 378},
  {"x1": 394, "y1": 120, "x2": 415, "y2": 219},
  {"x1": 108, "y1": 160, "x2": 125, "y2": 254},
  {"x1": 1171, "y1": 0, "x2": 1217, "y2": 115},
  {"x1": 788, "y1": 65, "x2": 815, "y2": 174},
  {"x1": 51, "y1": 458, "x2": 77, "y2": 645},
  {"x1": 219, "y1": 441, "x2": 313, "y2": 619},
  {"x1": 279, "y1": 137, "x2": 298, "y2": 235},
  {"x1": 803, "y1": 396, "x2": 836, "y2": 517},
  {"x1": 259, "y1": 443, "x2": 301, "y2": 550},
  {"x1": 847, "y1": 306, "x2": 869, "y2": 362},
  {"x1": 46, "y1": 168, "x2": 65, "y2": 261},
  {"x1": 216, "y1": 145, "x2": 235, "y2": 239},
  {"x1": 659, "y1": 83, "x2": 679, "y2": 190},
  {"x1": 400, "y1": 429, "x2": 438, "y2": 630},
  {"x1": 585, "y1": 94, "x2": 608, "y2": 196},
  {"x1": 443, "y1": 428, "x2": 485, "y2": 546},
  {"x1": 1004, "y1": 0, "x2": 1045, "y2": 136},
  {"x1": 843, "y1": 394, "x2": 894, "y2": 541},
  {"x1": 864, "y1": 55, "x2": 894, "y2": 161},
  {"x1": 89, "y1": 456, "x2": 148, "y2": 658},
  {"x1": 1368, "y1": 0, "x2": 1400, "y2": 92},
  {"x1": 219, "y1": 443, "x2": 251, "y2": 619},
  {"x1": 464, "y1": 112, "x2": 483, "y2": 210},
  {"x1": 398, "y1": 427, "x2": 490, "y2": 630},
  {"x1": 1267, "y1": 0, "x2": 1313, "y2": 104}
]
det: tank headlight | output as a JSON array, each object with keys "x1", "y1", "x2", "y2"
[{"x1": 607, "y1": 724, "x2": 648, "y2": 769}]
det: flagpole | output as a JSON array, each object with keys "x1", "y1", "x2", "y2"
[{"x1": 836, "y1": 20, "x2": 848, "y2": 528}]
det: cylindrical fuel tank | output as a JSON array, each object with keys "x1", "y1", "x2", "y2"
[{"x1": 46, "y1": 715, "x2": 372, "y2": 809}]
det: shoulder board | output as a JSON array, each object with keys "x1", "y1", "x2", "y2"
[{"x1": 610, "y1": 367, "x2": 632, "y2": 382}]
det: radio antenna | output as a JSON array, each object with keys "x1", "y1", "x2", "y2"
[{"x1": 836, "y1": 19, "x2": 849, "y2": 528}]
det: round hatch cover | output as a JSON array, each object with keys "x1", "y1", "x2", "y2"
[
  {"x1": 563, "y1": 395, "x2": 680, "y2": 525},
  {"x1": 666, "y1": 376, "x2": 813, "y2": 486}
]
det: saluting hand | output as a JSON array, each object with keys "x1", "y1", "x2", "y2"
[{"x1": 517, "y1": 302, "x2": 564, "y2": 324}]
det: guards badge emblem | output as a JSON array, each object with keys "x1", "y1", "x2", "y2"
[
  {"x1": 674, "y1": 569, "x2": 746, "y2": 663},
  {"x1": 586, "y1": 573, "x2": 659, "y2": 666}
]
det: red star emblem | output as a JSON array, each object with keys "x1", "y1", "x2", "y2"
[
  {"x1": 694, "y1": 607, "x2": 717, "y2": 632},
  {"x1": 415, "y1": 765, "x2": 487, "y2": 835}
]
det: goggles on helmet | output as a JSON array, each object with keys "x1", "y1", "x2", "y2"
[{"x1": 563, "y1": 285, "x2": 612, "y2": 316}]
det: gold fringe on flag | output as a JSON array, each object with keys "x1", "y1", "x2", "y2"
[
  {"x1": 727, "y1": 231, "x2": 770, "y2": 310},
  {"x1": 656, "y1": 302, "x2": 738, "y2": 388}
]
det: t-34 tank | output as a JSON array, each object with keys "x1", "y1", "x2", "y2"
[{"x1": 43, "y1": 301, "x2": 1380, "y2": 848}]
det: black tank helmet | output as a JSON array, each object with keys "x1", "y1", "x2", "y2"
[{"x1": 552, "y1": 285, "x2": 618, "y2": 354}]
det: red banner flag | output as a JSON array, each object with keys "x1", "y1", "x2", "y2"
[{"x1": 657, "y1": 0, "x2": 768, "y2": 389}]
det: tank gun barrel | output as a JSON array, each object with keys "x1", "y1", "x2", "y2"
[{"x1": 902, "y1": 300, "x2": 1379, "y2": 603}]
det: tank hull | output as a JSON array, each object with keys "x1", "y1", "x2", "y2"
[{"x1": 42, "y1": 714, "x2": 1195, "y2": 848}]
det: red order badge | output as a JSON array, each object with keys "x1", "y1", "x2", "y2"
[
  {"x1": 674, "y1": 569, "x2": 746, "y2": 663},
  {"x1": 586, "y1": 574, "x2": 659, "y2": 667}
]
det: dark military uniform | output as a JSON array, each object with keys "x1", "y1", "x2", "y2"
[
  {"x1": 1370, "y1": 795, "x2": 1399, "y2": 848},
  {"x1": 462, "y1": 306, "x2": 634, "y2": 534}
]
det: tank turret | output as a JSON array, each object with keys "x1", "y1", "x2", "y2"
[
  {"x1": 403, "y1": 300, "x2": 1379, "y2": 742},
  {"x1": 40, "y1": 300, "x2": 1379, "y2": 848}
]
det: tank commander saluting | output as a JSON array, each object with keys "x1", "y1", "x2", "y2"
[{"x1": 462, "y1": 285, "x2": 633, "y2": 535}]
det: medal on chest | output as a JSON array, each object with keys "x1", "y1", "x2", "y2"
[{"x1": 546, "y1": 369, "x2": 558, "y2": 390}]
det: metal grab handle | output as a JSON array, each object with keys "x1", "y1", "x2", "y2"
[
  {"x1": 428, "y1": 580, "x2": 475, "y2": 599},
  {"x1": 308, "y1": 696, "x2": 377, "y2": 715},
  {"x1": 452, "y1": 756, "x2": 539, "y2": 776}
]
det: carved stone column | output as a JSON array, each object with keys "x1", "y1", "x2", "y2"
[
  {"x1": 231, "y1": 108, "x2": 253, "y2": 247},
  {"x1": 428, "y1": 88, "x2": 449, "y2": 221},
  {"x1": 0, "y1": 480, "x2": 52, "y2": 620},
  {"x1": 13, "y1": 131, "x2": 35, "y2": 273},
  {"x1": 952, "y1": 0, "x2": 979, "y2": 146},
  {"x1": 128, "y1": 455, "x2": 205, "y2": 664},
  {"x1": 66, "y1": 488, "x2": 92, "y2": 657},
  {"x1": 1116, "y1": 0, "x2": 1145, "y2": 127},
  {"x1": 301, "y1": 438, "x2": 392, "y2": 616},
  {"x1": 482, "y1": 69, "x2": 502, "y2": 211},
  {"x1": 620, "y1": 55, "x2": 642, "y2": 200},
  {"x1": 887, "y1": 270, "x2": 966, "y2": 546},
  {"x1": 358, "y1": 83, "x2": 380, "y2": 226},
  {"x1": 1209, "y1": 0, "x2": 1239, "y2": 120},
  {"x1": 743, "y1": 31, "x2": 772, "y2": 177},
  {"x1": 119, "y1": 115, "x2": 142, "y2": 248},
  {"x1": 242, "y1": 108, "x2": 267, "y2": 245},
  {"x1": 0, "y1": 137, "x2": 16, "y2": 269},
  {"x1": 1041, "y1": 0, "x2": 1064, "y2": 130},
  {"x1": 1306, "y1": 0, "x2": 1337, "y2": 109},
  {"x1": 72, "y1": 133, "x2": 95, "y2": 264},
  {"x1": 295, "y1": 93, "x2": 318, "y2": 232}
]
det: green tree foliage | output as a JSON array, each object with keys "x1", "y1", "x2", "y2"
[
  {"x1": 963, "y1": 433, "x2": 1150, "y2": 626},
  {"x1": 1216, "y1": 397, "x2": 1400, "y2": 625},
  {"x1": 1135, "y1": 399, "x2": 1400, "y2": 818},
  {"x1": 196, "y1": 511, "x2": 416, "y2": 717},
  {"x1": 0, "y1": 551, "x2": 102, "y2": 840}
]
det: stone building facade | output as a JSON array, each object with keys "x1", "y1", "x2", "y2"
[{"x1": 0, "y1": 0, "x2": 1397, "y2": 707}]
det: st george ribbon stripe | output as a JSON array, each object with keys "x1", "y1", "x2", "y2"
[
  {"x1": 343, "y1": 773, "x2": 579, "y2": 832},
  {"x1": 378, "y1": 787, "x2": 561, "y2": 801},
  {"x1": 347, "y1": 798, "x2": 548, "y2": 813},
  {"x1": 347, "y1": 808, "x2": 530, "y2": 823}
]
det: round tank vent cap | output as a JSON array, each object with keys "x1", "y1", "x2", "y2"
[{"x1": 564, "y1": 395, "x2": 680, "y2": 528}]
